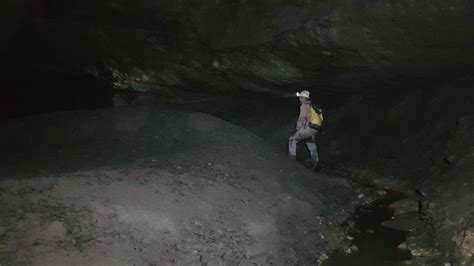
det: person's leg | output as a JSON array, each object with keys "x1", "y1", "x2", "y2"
[
  {"x1": 289, "y1": 128, "x2": 314, "y2": 159},
  {"x1": 306, "y1": 141, "x2": 319, "y2": 166},
  {"x1": 288, "y1": 132, "x2": 301, "y2": 159},
  {"x1": 305, "y1": 130, "x2": 319, "y2": 168}
]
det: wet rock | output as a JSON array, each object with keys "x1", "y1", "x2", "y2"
[
  {"x1": 316, "y1": 253, "x2": 329, "y2": 265},
  {"x1": 349, "y1": 244, "x2": 359, "y2": 253},
  {"x1": 398, "y1": 242, "x2": 408, "y2": 250},
  {"x1": 422, "y1": 200, "x2": 437, "y2": 212},
  {"x1": 452, "y1": 227, "x2": 474, "y2": 260},
  {"x1": 407, "y1": 245, "x2": 434, "y2": 257},
  {"x1": 405, "y1": 229, "x2": 438, "y2": 257},
  {"x1": 389, "y1": 198, "x2": 419, "y2": 216},
  {"x1": 381, "y1": 213, "x2": 425, "y2": 232}
]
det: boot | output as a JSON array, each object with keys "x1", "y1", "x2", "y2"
[{"x1": 310, "y1": 160, "x2": 319, "y2": 170}]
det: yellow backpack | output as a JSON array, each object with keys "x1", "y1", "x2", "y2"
[{"x1": 309, "y1": 104, "x2": 324, "y2": 129}]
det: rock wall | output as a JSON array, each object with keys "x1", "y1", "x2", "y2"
[{"x1": 1, "y1": 0, "x2": 472, "y2": 100}]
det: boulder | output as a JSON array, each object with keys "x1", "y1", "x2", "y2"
[
  {"x1": 381, "y1": 213, "x2": 425, "y2": 232},
  {"x1": 389, "y1": 198, "x2": 419, "y2": 216}
]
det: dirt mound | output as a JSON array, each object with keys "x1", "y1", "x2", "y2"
[{"x1": 0, "y1": 108, "x2": 354, "y2": 265}]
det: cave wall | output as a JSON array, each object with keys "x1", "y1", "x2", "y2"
[
  {"x1": 204, "y1": 0, "x2": 474, "y2": 93},
  {"x1": 1, "y1": 0, "x2": 472, "y2": 103}
]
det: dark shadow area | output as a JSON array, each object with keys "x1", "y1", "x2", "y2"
[
  {"x1": 324, "y1": 194, "x2": 412, "y2": 266},
  {"x1": 0, "y1": 70, "x2": 113, "y2": 120}
]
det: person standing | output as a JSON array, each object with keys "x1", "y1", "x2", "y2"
[{"x1": 288, "y1": 90, "x2": 322, "y2": 169}]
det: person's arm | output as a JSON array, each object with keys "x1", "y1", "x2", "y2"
[{"x1": 296, "y1": 104, "x2": 310, "y2": 130}]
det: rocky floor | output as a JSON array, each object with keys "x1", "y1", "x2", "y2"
[
  {"x1": 0, "y1": 165, "x2": 318, "y2": 265},
  {"x1": 2, "y1": 101, "x2": 472, "y2": 265},
  {"x1": 0, "y1": 108, "x2": 355, "y2": 265}
]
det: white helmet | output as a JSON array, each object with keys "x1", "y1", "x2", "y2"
[{"x1": 296, "y1": 90, "x2": 310, "y2": 98}]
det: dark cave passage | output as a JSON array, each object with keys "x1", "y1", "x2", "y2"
[
  {"x1": 0, "y1": 70, "x2": 113, "y2": 120},
  {"x1": 0, "y1": 0, "x2": 473, "y2": 265}
]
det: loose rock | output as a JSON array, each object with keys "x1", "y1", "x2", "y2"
[
  {"x1": 349, "y1": 244, "x2": 359, "y2": 253},
  {"x1": 389, "y1": 198, "x2": 419, "y2": 216},
  {"x1": 398, "y1": 242, "x2": 409, "y2": 250},
  {"x1": 381, "y1": 213, "x2": 425, "y2": 232}
]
